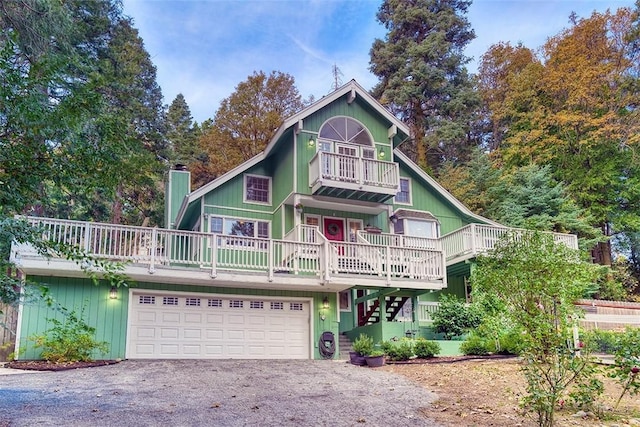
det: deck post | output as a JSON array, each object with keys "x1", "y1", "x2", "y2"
[
  {"x1": 470, "y1": 223, "x2": 477, "y2": 256},
  {"x1": 267, "y1": 240, "x2": 274, "y2": 282},
  {"x1": 210, "y1": 235, "x2": 217, "y2": 278},
  {"x1": 84, "y1": 223, "x2": 91, "y2": 253},
  {"x1": 149, "y1": 228, "x2": 157, "y2": 274},
  {"x1": 386, "y1": 247, "x2": 391, "y2": 285}
]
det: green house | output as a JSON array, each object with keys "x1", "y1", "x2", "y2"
[{"x1": 12, "y1": 80, "x2": 578, "y2": 360}]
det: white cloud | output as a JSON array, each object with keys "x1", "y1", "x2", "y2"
[{"x1": 124, "y1": 0, "x2": 636, "y2": 122}]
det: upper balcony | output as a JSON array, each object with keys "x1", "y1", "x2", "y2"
[{"x1": 308, "y1": 151, "x2": 399, "y2": 203}]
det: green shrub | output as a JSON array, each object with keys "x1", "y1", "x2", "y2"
[
  {"x1": 431, "y1": 294, "x2": 482, "y2": 340},
  {"x1": 497, "y1": 330, "x2": 524, "y2": 355},
  {"x1": 352, "y1": 333, "x2": 374, "y2": 356},
  {"x1": 608, "y1": 327, "x2": 640, "y2": 409},
  {"x1": 383, "y1": 338, "x2": 414, "y2": 361},
  {"x1": 460, "y1": 334, "x2": 491, "y2": 355},
  {"x1": 583, "y1": 329, "x2": 622, "y2": 354},
  {"x1": 30, "y1": 307, "x2": 108, "y2": 363},
  {"x1": 414, "y1": 338, "x2": 440, "y2": 358}
]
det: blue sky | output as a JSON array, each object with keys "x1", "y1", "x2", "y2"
[{"x1": 122, "y1": 0, "x2": 636, "y2": 123}]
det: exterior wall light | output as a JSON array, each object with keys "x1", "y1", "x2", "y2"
[
  {"x1": 378, "y1": 149, "x2": 385, "y2": 158},
  {"x1": 320, "y1": 296, "x2": 329, "y2": 321},
  {"x1": 109, "y1": 286, "x2": 118, "y2": 300},
  {"x1": 308, "y1": 137, "x2": 315, "y2": 147},
  {"x1": 389, "y1": 214, "x2": 398, "y2": 224}
]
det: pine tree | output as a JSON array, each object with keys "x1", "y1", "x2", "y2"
[{"x1": 369, "y1": 0, "x2": 479, "y2": 172}]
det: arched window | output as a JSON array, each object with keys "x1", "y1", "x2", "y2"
[{"x1": 318, "y1": 117, "x2": 373, "y2": 146}]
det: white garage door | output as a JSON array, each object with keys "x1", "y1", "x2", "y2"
[{"x1": 127, "y1": 291, "x2": 310, "y2": 359}]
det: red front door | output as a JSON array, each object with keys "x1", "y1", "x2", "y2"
[{"x1": 323, "y1": 218, "x2": 344, "y2": 242}]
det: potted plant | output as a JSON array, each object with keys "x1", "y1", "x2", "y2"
[
  {"x1": 294, "y1": 203, "x2": 304, "y2": 213},
  {"x1": 364, "y1": 349, "x2": 385, "y2": 367},
  {"x1": 350, "y1": 333, "x2": 373, "y2": 366}
]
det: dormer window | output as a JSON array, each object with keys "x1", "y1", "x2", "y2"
[{"x1": 319, "y1": 117, "x2": 373, "y2": 146}]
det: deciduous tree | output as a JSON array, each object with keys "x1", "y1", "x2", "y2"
[
  {"x1": 472, "y1": 232, "x2": 601, "y2": 426},
  {"x1": 193, "y1": 71, "x2": 304, "y2": 186}
]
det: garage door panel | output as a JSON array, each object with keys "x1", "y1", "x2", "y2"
[
  {"x1": 206, "y1": 314, "x2": 224, "y2": 324},
  {"x1": 183, "y1": 345, "x2": 201, "y2": 355},
  {"x1": 134, "y1": 344, "x2": 155, "y2": 355},
  {"x1": 205, "y1": 329, "x2": 223, "y2": 340},
  {"x1": 162, "y1": 312, "x2": 180, "y2": 323},
  {"x1": 228, "y1": 314, "x2": 246, "y2": 325},
  {"x1": 184, "y1": 328, "x2": 202, "y2": 339},
  {"x1": 136, "y1": 311, "x2": 157, "y2": 322},
  {"x1": 247, "y1": 314, "x2": 266, "y2": 325},
  {"x1": 160, "y1": 328, "x2": 179, "y2": 339},
  {"x1": 160, "y1": 344, "x2": 179, "y2": 355},
  {"x1": 247, "y1": 330, "x2": 266, "y2": 340},
  {"x1": 227, "y1": 345, "x2": 245, "y2": 355},
  {"x1": 184, "y1": 313, "x2": 202, "y2": 323},
  {"x1": 267, "y1": 331, "x2": 285, "y2": 340},
  {"x1": 129, "y1": 292, "x2": 310, "y2": 359},
  {"x1": 205, "y1": 345, "x2": 223, "y2": 355},
  {"x1": 136, "y1": 327, "x2": 156, "y2": 339}
]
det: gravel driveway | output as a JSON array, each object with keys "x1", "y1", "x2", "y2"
[{"x1": 0, "y1": 360, "x2": 440, "y2": 426}]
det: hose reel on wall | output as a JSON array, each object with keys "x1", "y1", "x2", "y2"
[{"x1": 318, "y1": 331, "x2": 336, "y2": 359}]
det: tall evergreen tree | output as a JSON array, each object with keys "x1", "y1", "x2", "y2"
[
  {"x1": 369, "y1": 0, "x2": 479, "y2": 172},
  {"x1": 166, "y1": 94, "x2": 199, "y2": 166},
  {"x1": 0, "y1": 0, "x2": 121, "y2": 216}
]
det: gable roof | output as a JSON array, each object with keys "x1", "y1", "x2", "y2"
[
  {"x1": 174, "y1": 80, "x2": 410, "y2": 226},
  {"x1": 393, "y1": 150, "x2": 501, "y2": 227},
  {"x1": 174, "y1": 79, "x2": 498, "y2": 229}
]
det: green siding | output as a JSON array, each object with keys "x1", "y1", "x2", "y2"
[
  {"x1": 18, "y1": 276, "x2": 129, "y2": 360},
  {"x1": 296, "y1": 96, "x2": 395, "y2": 196},
  {"x1": 18, "y1": 277, "x2": 339, "y2": 360},
  {"x1": 271, "y1": 130, "x2": 294, "y2": 205},
  {"x1": 394, "y1": 165, "x2": 467, "y2": 235},
  {"x1": 166, "y1": 170, "x2": 191, "y2": 228}
]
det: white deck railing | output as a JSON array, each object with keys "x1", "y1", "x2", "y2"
[
  {"x1": 441, "y1": 224, "x2": 579, "y2": 263},
  {"x1": 357, "y1": 231, "x2": 441, "y2": 251},
  {"x1": 17, "y1": 217, "x2": 444, "y2": 285},
  {"x1": 15, "y1": 217, "x2": 578, "y2": 286},
  {"x1": 417, "y1": 301, "x2": 440, "y2": 322},
  {"x1": 309, "y1": 152, "x2": 399, "y2": 190}
]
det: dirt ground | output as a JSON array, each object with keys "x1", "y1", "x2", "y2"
[
  {"x1": 6, "y1": 357, "x2": 640, "y2": 426},
  {"x1": 381, "y1": 357, "x2": 640, "y2": 427}
]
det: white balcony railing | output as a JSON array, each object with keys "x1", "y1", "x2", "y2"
[
  {"x1": 441, "y1": 223, "x2": 579, "y2": 264},
  {"x1": 309, "y1": 152, "x2": 399, "y2": 191},
  {"x1": 14, "y1": 217, "x2": 446, "y2": 287},
  {"x1": 13, "y1": 217, "x2": 578, "y2": 287}
]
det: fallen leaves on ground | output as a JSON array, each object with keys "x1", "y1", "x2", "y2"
[{"x1": 380, "y1": 358, "x2": 640, "y2": 427}]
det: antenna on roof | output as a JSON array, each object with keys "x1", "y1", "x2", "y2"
[{"x1": 331, "y1": 64, "x2": 343, "y2": 91}]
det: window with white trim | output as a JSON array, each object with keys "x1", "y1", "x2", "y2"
[
  {"x1": 395, "y1": 178, "x2": 411, "y2": 204},
  {"x1": 394, "y1": 219, "x2": 438, "y2": 238},
  {"x1": 348, "y1": 219, "x2": 363, "y2": 243},
  {"x1": 319, "y1": 117, "x2": 373, "y2": 146},
  {"x1": 210, "y1": 216, "x2": 270, "y2": 249},
  {"x1": 244, "y1": 174, "x2": 271, "y2": 204}
]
